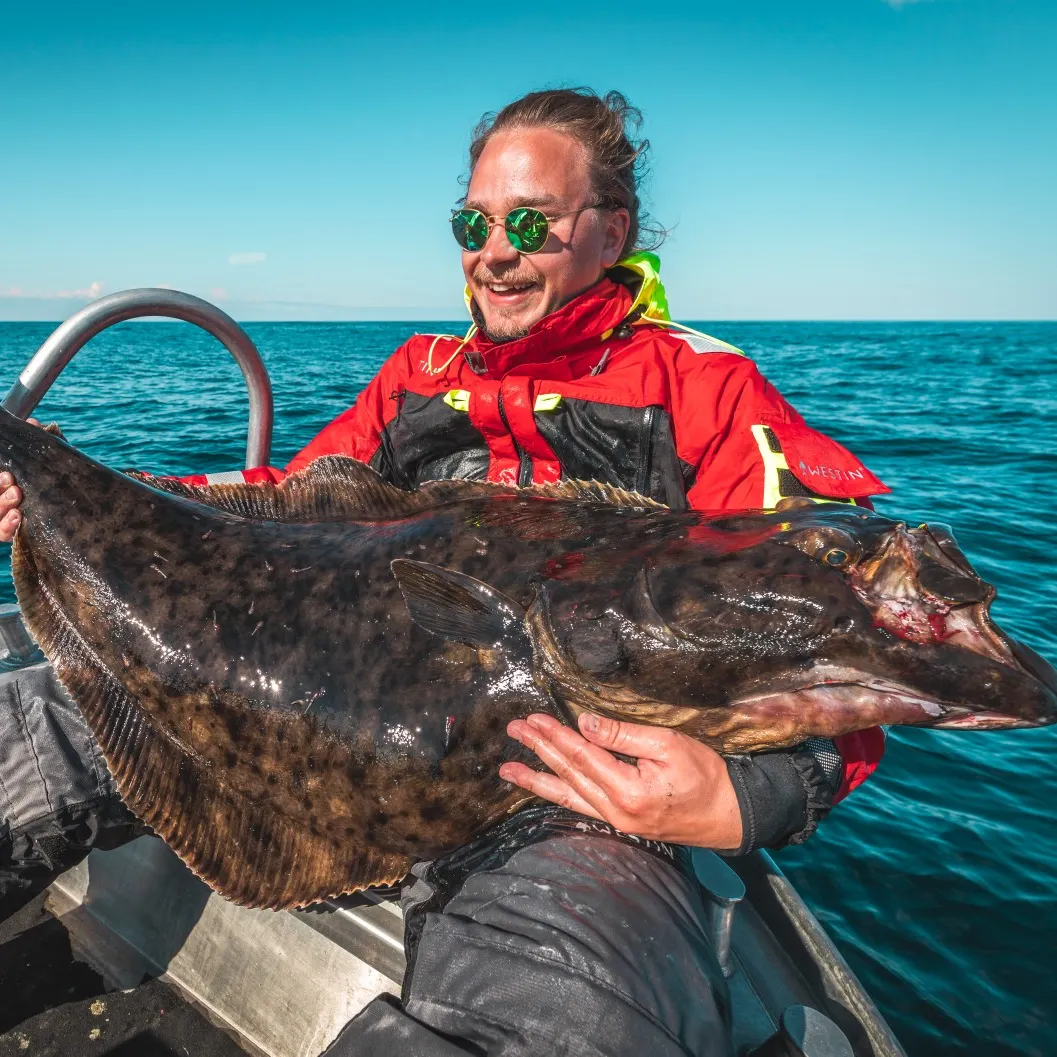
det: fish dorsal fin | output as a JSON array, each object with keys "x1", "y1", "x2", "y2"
[
  {"x1": 523, "y1": 479, "x2": 665, "y2": 509},
  {"x1": 128, "y1": 456, "x2": 434, "y2": 521},
  {"x1": 130, "y1": 456, "x2": 665, "y2": 522},
  {"x1": 391, "y1": 559, "x2": 527, "y2": 650},
  {"x1": 282, "y1": 457, "x2": 434, "y2": 518}
]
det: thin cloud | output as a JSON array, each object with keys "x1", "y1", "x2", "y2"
[
  {"x1": 1, "y1": 281, "x2": 103, "y2": 300},
  {"x1": 228, "y1": 252, "x2": 267, "y2": 266}
]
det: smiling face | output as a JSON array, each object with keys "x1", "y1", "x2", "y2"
[{"x1": 462, "y1": 127, "x2": 631, "y2": 343}]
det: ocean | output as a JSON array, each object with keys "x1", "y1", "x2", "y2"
[{"x1": 0, "y1": 319, "x2": 1053, "y2": 1057}]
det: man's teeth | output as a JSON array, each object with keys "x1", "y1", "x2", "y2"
[{"x1": 488, "y1": 283, "x2": 534, "y2": 293}]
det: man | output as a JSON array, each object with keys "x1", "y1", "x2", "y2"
[{"x1": 0, "y1": 89, "x2": 886, "y2": 1054}]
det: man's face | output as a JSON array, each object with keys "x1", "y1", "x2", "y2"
[{"x1": 462, "y1": 127, "x2": 631, "y2": 343}]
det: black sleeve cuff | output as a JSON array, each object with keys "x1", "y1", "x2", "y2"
[{"x1": 723, "y1": 746, "x2": 835, "y2": 855}]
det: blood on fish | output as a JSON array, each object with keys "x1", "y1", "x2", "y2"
[{"x1": 928, "y1": 612, "x2": 955, "y2": 641}]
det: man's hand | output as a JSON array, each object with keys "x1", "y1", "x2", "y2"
[
  {"x1": 0, "y1": 419, "x2": 45, "y2": 543},
  {"x1": 500, "y1": 712, "x2": 744, "y2": 850},
  {"x1": 0, "y1": 471, "x2": 23, "y2": 543}
]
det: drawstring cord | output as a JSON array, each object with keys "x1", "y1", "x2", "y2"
[{"x1": 425, "y1": 324, "x2": 478, "y2": 376}]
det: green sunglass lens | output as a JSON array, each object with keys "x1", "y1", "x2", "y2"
[
  {"x1": 452, "y1": 210, "x2": 489, "y2": 251},
  {"x1": 506, "y1": 208, "x2": 548, "y2": 253}
]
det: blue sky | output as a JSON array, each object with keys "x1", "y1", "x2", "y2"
[{"x1": 2, "y1": 0, "x2": 1055, "y2": 321}]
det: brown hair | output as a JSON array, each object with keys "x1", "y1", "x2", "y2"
[{"x1": 467, "y1": 87, "x2": 663, "y2": 259}]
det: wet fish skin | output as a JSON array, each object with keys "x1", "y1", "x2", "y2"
[
  {"x1": 0, "y1": 410, "x2": 1053, "y2": 910},
  {"x1": 0, "y1": 415, "x2": 640, "y2": 905}
]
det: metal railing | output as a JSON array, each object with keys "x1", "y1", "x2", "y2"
[{"x1": 1, "y1": 288, "x2": 274, "y2": 469}]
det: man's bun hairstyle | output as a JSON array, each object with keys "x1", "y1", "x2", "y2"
[{"x1": 468, "y1": 87, "x2": 663, "y2": 260}]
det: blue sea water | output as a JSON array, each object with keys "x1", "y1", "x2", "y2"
[{"x1": 0, "y1": 319, "x2": 1054, "y2": 1057}]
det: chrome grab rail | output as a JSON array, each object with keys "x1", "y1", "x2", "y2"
[{"x1": 1, "y1": 288, "x2": 274, "y2": 469}]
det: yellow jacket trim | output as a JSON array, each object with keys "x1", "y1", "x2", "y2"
[
  {"x1": 443, "y1": 389, "x2": 471, "y2": 412},
  {"x1": 751, "y1": 424, "x2": 788, "y2": 509},
  {"x1": 750, "y1": 424, "x2": 857, "y2": 510},
  {"x1": 616, "y1": 253, "x2": 745, "y2": 357}
]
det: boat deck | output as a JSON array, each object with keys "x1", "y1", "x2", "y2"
[
  {"x1": 0, "y1": 889, "x2": 245, "y2": 1057},
  {"x1": 0, "y1": 836, "x2": 905, "y2": 1057}
]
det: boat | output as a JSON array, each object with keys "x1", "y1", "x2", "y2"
[{"x1": 0, "y1": 289, "x2": 908, "y2": 1057}]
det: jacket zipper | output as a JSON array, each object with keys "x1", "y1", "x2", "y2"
[
  {"x1": 497, "y1": 388, "x2": 533, "y2": 487},
  {"x1": 635, "y1": 406, "x2": 658, "y2": 497}
]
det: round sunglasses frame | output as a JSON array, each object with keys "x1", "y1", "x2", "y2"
[{"x1": 450, "y1": 204, "x2": 604, "y2": 254}]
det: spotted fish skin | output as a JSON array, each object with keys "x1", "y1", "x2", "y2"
[{"x1": 0, "y1": 411, "x2": 1053, "y2": 909}]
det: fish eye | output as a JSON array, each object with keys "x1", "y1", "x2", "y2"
[{"x1": 787, "y1": 526, "x2": 860, "y2": 566}]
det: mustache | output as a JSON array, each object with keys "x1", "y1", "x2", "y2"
[{"x1": 472, "y1": 266, "x2": 541, "y2": 287}]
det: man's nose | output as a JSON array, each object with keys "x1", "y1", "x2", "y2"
[{"x1": 479, "y1": 220, "x2": 520, "y2": 268}]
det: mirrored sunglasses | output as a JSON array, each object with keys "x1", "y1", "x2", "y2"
[{"x1": 450, "y1": 205, "x2": 602, "y2": 254}]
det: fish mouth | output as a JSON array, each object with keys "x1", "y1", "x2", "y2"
[
  {"x1": 732, "y1": 675, "x2": 948, "y2": 720},
  {"x1": 928, "y1": 710, "x2": 1043, "y2": 731},
  {"x1": 794, "y1": 675, "x2": 1050, "y2": 730},
  {"x1": 708, "y1": 666, "x2": 1056, "y2": 752}
]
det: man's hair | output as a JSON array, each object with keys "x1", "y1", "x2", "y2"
[{"x1": 468, "y1": 87, "x2": 662, "y2": 260}]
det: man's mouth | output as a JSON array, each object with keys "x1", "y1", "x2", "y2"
[{"x1": 479, "y1": 279, "x2": 540, "y2": 306}]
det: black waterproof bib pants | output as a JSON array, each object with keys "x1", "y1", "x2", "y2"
[{"x1": 324, "y1": 808, "x2": 733, "y2": 1057}]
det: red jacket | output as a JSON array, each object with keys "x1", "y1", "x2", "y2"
[{"x1": 187, "y1": 274, "x2": 887, "y2": 802}]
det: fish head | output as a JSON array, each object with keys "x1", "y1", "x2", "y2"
[
  {"x1": 544, "y1": 503, "x2": 1057, "y2": 751},
  {"x1": 840, "y1": 511, "x2": 1057, "y2": 730}
]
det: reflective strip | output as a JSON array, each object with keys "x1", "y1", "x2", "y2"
[
  {"x1": 443, "y1": 389, "x2": 471, "y2": 412},
  {"x1": 670, "y1": 330, "x2": 745, "y2": 356},
  {"x1": 750, "y1": 424, "x2": 857, "y2": 510},
  {"x1": 204, "y1": 470, "x2": 248, "y2": 485},
  {"x1": 751, "y1": 424, "x2": 787, "y2": 509},
  {"x1": 533, "y1": 393, "x2": 562, "y2": 412}
]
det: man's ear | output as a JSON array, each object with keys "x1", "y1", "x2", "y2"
[{"x1": 601, "y1": 208, "x2": 632, "y2": 268}]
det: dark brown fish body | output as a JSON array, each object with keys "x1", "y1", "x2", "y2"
[{"x1": 0, "y1": 411, "x2": 1053, "y2": 909}]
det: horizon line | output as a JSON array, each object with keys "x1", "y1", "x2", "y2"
[{"x1": 2, "y1": 317, "x2": 1055, "y2": 325}]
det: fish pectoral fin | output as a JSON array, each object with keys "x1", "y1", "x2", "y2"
[
  {"x1": 391, "y1": 559, "x2": 528, "y2": 650},
  {"x1": 624, "y1": 566, "x2": 681, "y2": 647}
]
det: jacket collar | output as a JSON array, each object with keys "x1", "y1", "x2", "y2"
[{"x1": 463, "y1": 277, "x2": 635, "y2": 378}]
